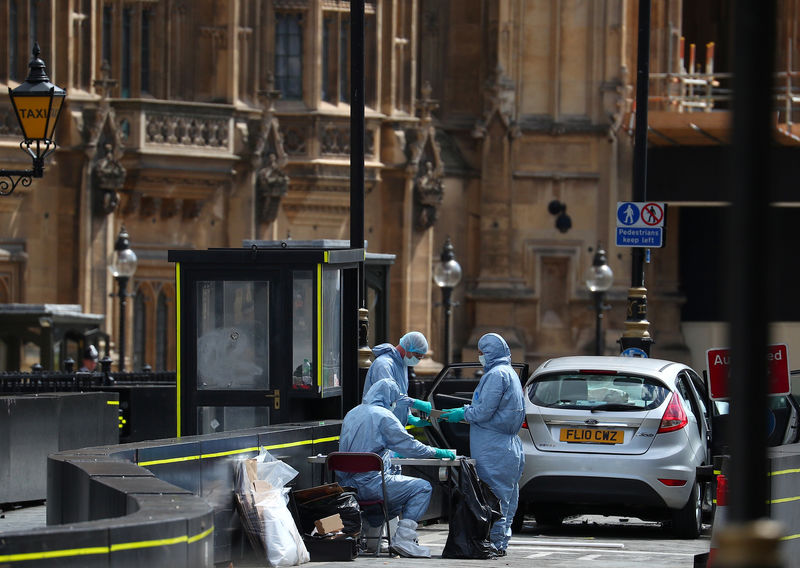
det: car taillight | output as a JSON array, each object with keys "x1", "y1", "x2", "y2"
[
  {"x1": 658, "y1": 478, "x2": 687, "y2": 487},
  {"x1": 657, "y1": 392, "x2": 688, "y2": 433}
]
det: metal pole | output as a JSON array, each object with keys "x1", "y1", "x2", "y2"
[
  {"x1": 594, "y1": 291, "x2": 604, "y2": 356},
  {"x1": 620, "y1": 0, "x2": 654, "y2": 356},
  {"x1": 442, "y1": 286, "x2": 453, "y2": 365},
  {"x1": 350, "y1": 0, "x2": 365, "y2": 275},
  {"x1": 117, "y1": 276, "x2": 129, "y2": 372}
]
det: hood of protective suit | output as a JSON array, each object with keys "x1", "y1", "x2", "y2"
[
  {"x1": 477, "y1": 333, "x2": 511, "y2": 370},
  {"x1": 371, "y1": 343, "x2": 396, "y2": 358},
  {"x1": 363, "y1": 377, "x2": 403, "y2": 409}
]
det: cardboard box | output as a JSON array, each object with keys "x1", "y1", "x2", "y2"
[{"x1": 314, "y1": 513, "x2": 344, "y2": 535}]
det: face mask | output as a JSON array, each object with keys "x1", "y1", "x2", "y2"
[
  {"x1": 479, "y1": 355, "x2": 486, "y2": 367},
  {"x1": 407, "y1": 356, "x2": 420, "y2": 367}
]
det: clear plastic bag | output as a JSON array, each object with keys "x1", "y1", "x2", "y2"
[{"x1": 234, "y1": 450, "x2": 310, "y2": 566}]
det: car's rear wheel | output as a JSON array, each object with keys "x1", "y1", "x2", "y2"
[{"x1": 671, "y1": 481, "x2": 702, "y2": 539}]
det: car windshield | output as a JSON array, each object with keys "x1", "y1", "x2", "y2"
[{"x1": 528, "y1": 372, "x2": 670, "y2": 411}]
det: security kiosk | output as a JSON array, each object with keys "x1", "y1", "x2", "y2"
[{"x1": 169, "y1": 242, "x2": 363, "y2": 436}]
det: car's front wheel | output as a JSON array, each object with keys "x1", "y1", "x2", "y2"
[{"x1": 670, "y1": 481, "x2": 702, "y2": 539}]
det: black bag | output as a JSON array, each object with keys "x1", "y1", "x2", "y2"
[
  {"x1": 293, "y1": 487, "x2": 362, "y2": 537},
  {"x1": 442, "y1": 458, "x2": 501, "y2": 559}
]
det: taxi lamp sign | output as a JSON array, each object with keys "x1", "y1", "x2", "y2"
[{"x1": 706, "y1": 344, "x2": 790, "y2": 400}]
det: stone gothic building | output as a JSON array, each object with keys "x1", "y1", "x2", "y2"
[{"x1": 2, "y1": 0, "x2": 800, "y2": 376}]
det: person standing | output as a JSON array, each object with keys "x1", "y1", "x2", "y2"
[
  {"x1": 80, "y1": 345, "x2": 99, "y2": 372},
  {"x1": 439, "y1": 333, "x2": 525, "y2": 556},
  {"x1": 362, "y1": 331, "x2": 432, "y2": 428},
  {"x1": 339, "y1": 378, "x2": 455, "y2": 558}
]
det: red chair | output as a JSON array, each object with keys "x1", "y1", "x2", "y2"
[{"x1": 326, "y1": 451, "x2": 392, "y2": 556}]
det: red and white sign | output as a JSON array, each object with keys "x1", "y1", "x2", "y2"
[{"x1": 706, "y1": 344, "x2": 790, "y2": 400}]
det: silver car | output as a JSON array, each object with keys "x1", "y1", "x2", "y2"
[{"x1": 516, "y1": 356, "x2": 711, "y2": 538}]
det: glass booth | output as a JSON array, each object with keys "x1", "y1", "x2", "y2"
[{"x1": 168, "y1": 242, "x2": 363, "y2": 436}]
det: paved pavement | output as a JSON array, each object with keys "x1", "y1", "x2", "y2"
[
  {"x1": 0, "y1": 502, "x2": 710, "y2": 567},
  {"x1": 0, "y1": 501, "x2": 46, "y2": 534}
]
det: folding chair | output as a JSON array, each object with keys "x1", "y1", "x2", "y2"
[{"x1": 325, "y1": 451, "x2": 393, "y2": 556}]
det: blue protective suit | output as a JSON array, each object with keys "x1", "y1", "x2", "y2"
[
  {"x1": 339, "y1": 379, "x2": 436, "y2": 523},
  {"x1": 463, "y1": 333, "x2": 525, "y2": 551},
  {"x1": 362, "y1": 344, "x2": 413, "y2": 425}
]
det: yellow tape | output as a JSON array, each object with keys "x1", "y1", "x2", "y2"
[
  {"x1": 0, "y1": 526, "x2": 213, "y2": 562},
  {"x1": 107, "y1": 400, "x2": 119, "y2": 406}
]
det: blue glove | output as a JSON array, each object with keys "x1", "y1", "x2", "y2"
[
  {"x1": 434, "y1": 448, "x2": 456, "y2": 460},
  {"x1": 440, "y1": 407, "x2": 466, "y2": 423},
  {"x1": 393, "y1": 452, "x2": 405, "y2": 458},
  {"x1": 407, "y1": 414, "x2": 431, "y2": 428},
  {"x1": 411, "y1": 399, "x2": 432, "y2": 414}
]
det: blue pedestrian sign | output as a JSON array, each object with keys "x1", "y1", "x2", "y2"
[
  {"x1": 616, "y1": 202, "x2": 666, "y2": 248},
  {"x1": 621, "y1": 347, "x2": 648, "y2": 358}
]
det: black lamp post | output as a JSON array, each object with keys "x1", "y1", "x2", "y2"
[
  {"x1": 433, "y1": 237, "x2": 462, "y2": 365},
  {"x1": 108, "y1": 227, "x2": 137, "y2": 371},
  {"x1": 2, "y1": 43, "x2": 66, "y2": 195},
  {"x1": 585, "y1": 246, "x2": 614, "y2": 356}
]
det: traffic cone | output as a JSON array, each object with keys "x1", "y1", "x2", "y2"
[{"x1": 706, "y1": 473, "x2": 729, "y2": 568}]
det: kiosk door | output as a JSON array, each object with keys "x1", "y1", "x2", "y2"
[{"x1": 186, "y1": 274, "x2": 286, "y2": 434}]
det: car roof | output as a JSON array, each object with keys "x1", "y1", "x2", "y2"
[{"x1": 532, "y1": 355, "x2": 690, "y2": 378}]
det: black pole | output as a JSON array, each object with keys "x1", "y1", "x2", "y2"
[
  {"x1": 442, "y1": 287, "x2": 453, "y2": 365},
  {"x1": 620, "y1": 0, "x2": 653, "y2": 356},
  {"x1": 727, "y1": 0, "x2": 774, "y2": 526},
  {"x1": 594, "y1": 291, "x2": 604, "y2": 356},
  {"x1": 117, "y1": 276, "x2": 129, "y2": 372},
  {"x1": 350, "y1": 0, "x2": 365, "y2": 279}
]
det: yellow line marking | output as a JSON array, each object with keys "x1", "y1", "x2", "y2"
[
  {"x1": 107, "y1": 400, "x2": 119, "y2": 405},
  {"x1": 0, "y1": 526, "x2": 213, "y2": 562},
  {"x1": 175, "y1": 262, "x2": 182, "y2": 438},
  {"x1": 110, "y1": 535, "x2": 187, "y2": 552},
  {"x1": 188, "y1": 526, "x2": 215, "y2": 544},
  {"x1": 770, "y1": 495, "x2": 800, "y2": 504},
  {"x1": 0, "y1": 547, "x2": 109, "y2": 562},
  {"x1": 769, "y1": 468, "x2": 800, "y2": 476},
  {"x1": 137, "y1": 436, "x2": 340, "y2": 466},
  {"x1": 138, "y1": 455, "x2": 201, "y2": 467}
]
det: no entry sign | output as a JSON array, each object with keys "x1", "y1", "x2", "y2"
[{"x1": 706, "y1": 344, "x2": 791, "y2": 400}]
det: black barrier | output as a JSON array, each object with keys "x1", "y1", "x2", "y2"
[{"x1": 0, "y1": 370, "x2": 177, "y2": 443}]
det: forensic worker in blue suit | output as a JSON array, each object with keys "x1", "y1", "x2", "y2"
[
  {"x1": 340, "y1": 378, "x2": 455, "y2": 558},
  {"x1": 361, "y1": 331, "x2": 433, "y2": 428},
  {"x1": 439, "y1": 333, "x2": 525, "y2": 555}
]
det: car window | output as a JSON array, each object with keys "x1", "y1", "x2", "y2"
[{"x1": 528, "y1": 372, "x2": 669, "y2": 410}]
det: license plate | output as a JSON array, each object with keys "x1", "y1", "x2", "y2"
[{"x1": 559, "y1": 428, "x2": 623, "y2": 444}]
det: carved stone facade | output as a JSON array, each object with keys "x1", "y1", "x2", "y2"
[{"x1": 4, "y1": 0, "x2": 798, "y2": 375}]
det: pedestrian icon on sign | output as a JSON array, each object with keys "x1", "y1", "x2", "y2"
[
  {"x1": 617, "y1": 203, "x2": 640, "y2": 226},
  {"x1": 624, "y1": 205, "x2": 634, "y2": 223}
]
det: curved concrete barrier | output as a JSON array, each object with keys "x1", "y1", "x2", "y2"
[{"x1": 0, "y1": 421, "x2": 342, "y2": 567}]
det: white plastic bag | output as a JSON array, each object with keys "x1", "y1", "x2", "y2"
[
  {"x1": 234, "y1": 450, "x2": 310, "y2": 566},
  {"x1": 255, "y1": 487, "x2": 310, "y2": 566}
]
